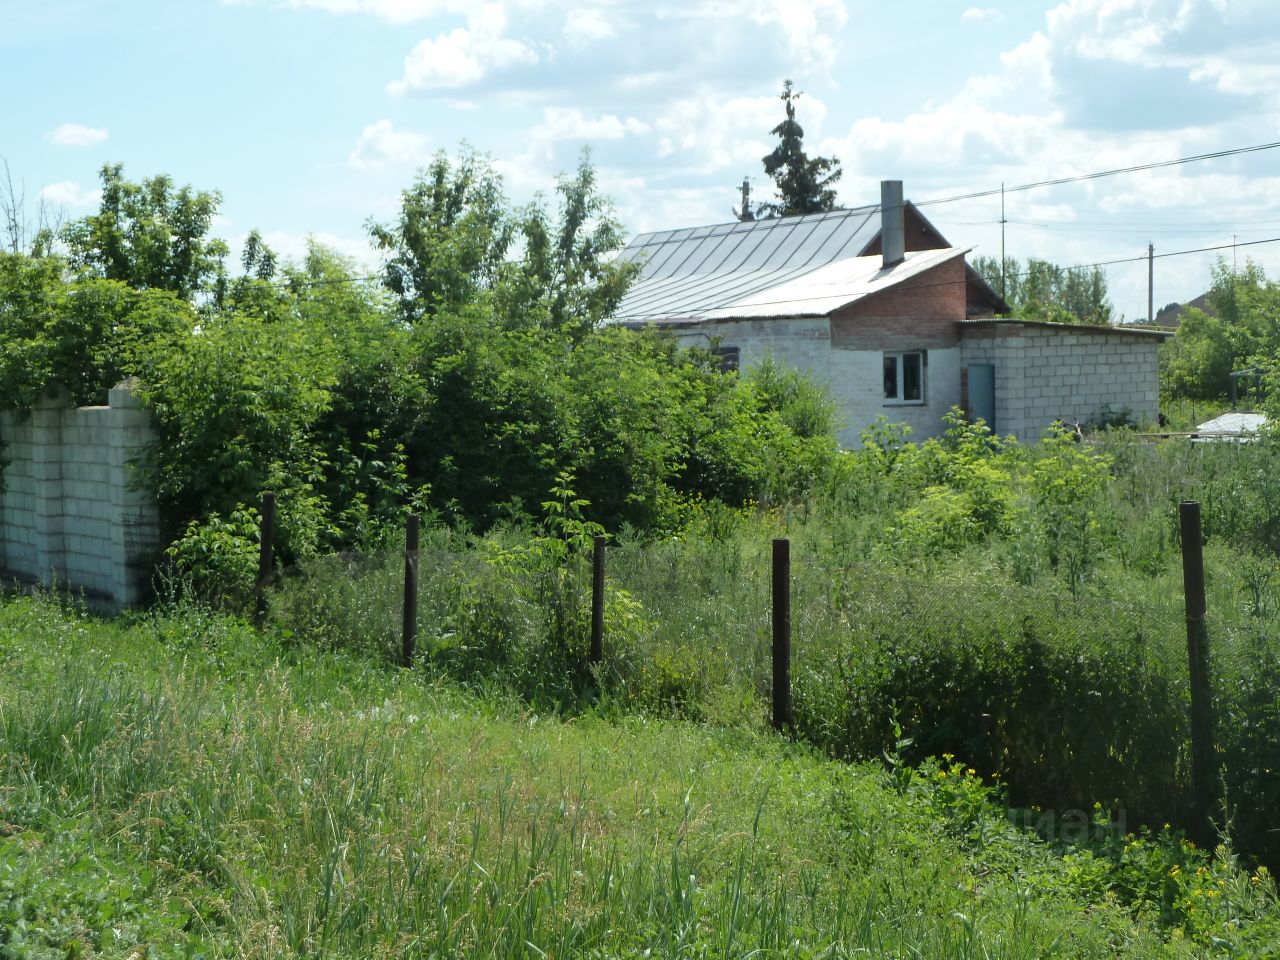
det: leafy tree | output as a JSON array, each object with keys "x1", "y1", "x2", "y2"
[
  {"x1": 0, "y1": 251, "x2": 191, "y2": 409},
  {"x1": 371, "y1": 148, "x2": 637, "y2": 336},
  {"x1": 369, "y1": 148, "x2": 515, "y2": 325},
  {"x1": 500, "y1": 154, "x2": 638, "y2": 339},
  {"x1": 1161, "y1": 260, "x2": 1280, "y2": 403},
  {"x1": 759, "y1": 79, "x2": 842, "y2": 217},
  {"x1": 1160, "y1": 308, "x2": 1234, "y2": 400},
  {"x1": 972, "y1": 255, "x2": 1112, "y2": 325},
  {"x1": 61, "y1": 163, "x2": 229, "y2": 301},
  {"x1": 124, "y1": 282, "x2": 344, "y2": 560},
  {"x1": 4, "y1": 156, "x2": 843, "y2": 593}
]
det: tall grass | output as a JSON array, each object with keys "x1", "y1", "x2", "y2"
[
  {"x1": 263, "y1": 433, "x2": 1280, "y2": 872},
  {"x1": 10, "y1": 597, "x2": 1257, "y2": 957}
]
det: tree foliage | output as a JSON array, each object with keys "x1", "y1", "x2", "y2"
[
  {"x1": 500, "y1": 154, "x2": 637, "y2": 339},
  {"x1": 759, "y1": 80, "x2": 842, "y2": 218},
  {"x1": 371, "y1": 148, "x2": 636, "y2": 336},
  {"x1": 61, "y1": 163, "x2": 229, "y2": 301},
  {"x1": 1, "y1": 153, "x2": 841, "y2": 583},
  {"x1": 1160, "y1": 260, "x2": 1280, "y2": 404},
  {"x1": 0, "y1": 251, "x2": 191, "y2": 409},
  {"x1": 369, "y1": 149, "x2": 514, "y2": 326},
  {"x1": 972, "y1": 255, "x2": 1112, "y2": 325}
]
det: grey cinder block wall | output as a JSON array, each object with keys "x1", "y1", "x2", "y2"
[
  {"x1": 960, "y1": 324, "x2": 1163, "y2": 441},
  {"x1": 0, "y1": 381, "x2": 161, "y2": 609}
]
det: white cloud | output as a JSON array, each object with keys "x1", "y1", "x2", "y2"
[
  {"x1": 388, "y1": 3, "x2": 539, "y2": 94},
  {"x1": 735, "y1": 0, "x2": 848, "y2": 75},
  {"x1": 961, "y1": 7, "x2": 1001, "y2": 22},
  {"x1": 615, "y1": 184, "x2": 724, "y2": 236},
  {"x1": 45, "y1": 123, "x2": 108, "y2": 147},
  {"x1": 518, "y1": 107, "x2": 651, "y2": 163},
  {"x1": 349, "y1": 119, "x2": 433, "y2": 169},
  {"x1": 538, "y1": 108, "x2": 649, "y2": 141},
  {"x1": 562, "y1": 7, "x2": 616, "y2": 45},
  {"x1": 655, "y1": 91, "x2": 827, "y2": 175},
  {"x1": 259, "y1": 230, "x2": 378, "y2": 267},
  {"x1": 223, "y1": 0, "x2": 464, "y2": 24},
  {"x1": 1044, "y1": 0, "x2": 1280, "y2": 85},
  {"x1": 39, "y1": 181, "x2": 102, "y2": 208}
]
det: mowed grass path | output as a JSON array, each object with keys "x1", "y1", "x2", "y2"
[{"x1": 0, "y1": 597, "x2": 1241, "y2": 958}]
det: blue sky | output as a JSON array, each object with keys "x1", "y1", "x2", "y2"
[{"x1": 4, "y1": 0, "x2": 1280, "y2": 320}]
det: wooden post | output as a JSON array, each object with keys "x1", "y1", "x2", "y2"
[
  {"x1": 590, "y1": 535, "x2": 605, "y2": 665},
  {"x1": 402, "y1": 514, "x2": 420, "y2": 669},
  {"x1": 772, "y1": 538, "x2": 792, "y2": 731},
  {"x1": 1179, "y1": 500, "x2": 1217, "y2": 846},
  {"x1": 254, "y1": 492, "x2": 276, "y2": 626}
]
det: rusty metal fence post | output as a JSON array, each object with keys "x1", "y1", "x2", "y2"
[
  {"x1": 772, "y1": 538, "x2": 792, "y2": 731},
  {"x1": 1179, "y1": 500, "x2": 1217, "y2": 846},
  {"x1": 254, "y1": 492, "x2": 276, "y2": 626},
  {"x1": 402, "y1": 514, "x2": 420, "y2": 668}
]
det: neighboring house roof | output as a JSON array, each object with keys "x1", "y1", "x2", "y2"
[
  {"x1": 1193, "y1": 411, "x2": 1267, "y2": 443},
  {"x1": 1153, "y1": 292, "x2": 1214, "y2": 328},
  {"x1": 613, "y1": 202, "x2": 975, "y2": 325}
]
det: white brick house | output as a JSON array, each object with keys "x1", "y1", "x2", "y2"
[{"x1": 613, "y1": 181, "x2": 1170, "y2": 446}]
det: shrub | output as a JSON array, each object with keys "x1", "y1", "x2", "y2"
[{"x1": 793, "y1": 573, "x2": 1188, "y2": 829}]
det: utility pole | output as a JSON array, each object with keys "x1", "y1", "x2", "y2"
[{"x1": 1152, "y1": 240, "x2": 1162, "y2": 327}]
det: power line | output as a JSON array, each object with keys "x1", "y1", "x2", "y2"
[
  {"x1": 618, "y1": 138, "x2": 1280, "y2": 255},
  {"x1": 626, "y1": 235, "x2": 1280, "y2": 317},
  {"x1": 255, "y1": 140, "x2": 1280, "y2": 294},
  {"x1": 950, "y1": 217, "x2": 1280, "y2": 233},
  {"x1": 915, "y1": 140, "x2": 1280, "y2": 208},
  {"x1": 1038, "y1": 235, "x2": 1280, "y2": 274},
  {"x1": 1005, "y1": 219, "x2": 1280, "y2": 235}
]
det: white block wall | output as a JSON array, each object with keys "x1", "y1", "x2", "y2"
[
  {"x1": 0, "y1": 382, "x2": 160, "y2": 609},
  {"x1": 828, "y1": 346, "x2": 961, "y2": 448},
  {"x1": 670, "y1": 319, "x2": 962, "y2": 448},
  {"x1": 961, "y1": 326, "x2": 1162, "y2": 442}
]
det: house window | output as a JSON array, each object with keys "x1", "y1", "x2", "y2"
[
  {"x1": 712, "y1": 345, "x2": 740, "y2": 373},
  {"x1": 883, "y1": 351, "x2": 925, "y2": 404}
]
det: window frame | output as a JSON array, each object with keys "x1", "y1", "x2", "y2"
[
  {"x1": 883, "y1": 350, "x2": 926, "y2": 406},
  {"x1": 711, "y1": 344, "x2": 741, "y2": 373}
]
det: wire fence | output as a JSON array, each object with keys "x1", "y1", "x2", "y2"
[{"x1": 256, "y1": 495, "x2": 1280, "y2": 865}]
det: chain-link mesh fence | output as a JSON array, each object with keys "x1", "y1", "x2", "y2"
[{"x1": 262, "y1": 516, "x2": 1280, "y2": 866}]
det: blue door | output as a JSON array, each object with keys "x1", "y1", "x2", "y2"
[{"x1": 968, "y1": 364, "x2": 995, "y2": 432}]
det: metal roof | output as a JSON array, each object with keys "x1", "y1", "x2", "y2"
[
  {"x1": 613, "y1": 206, "x2": 888, "y2": 323},
  {"x1": 1193, "y1": 411, "x2": 1267, "y2": 442},
  {"x1": 702, "y1": 247, "x2": 968, "y2": 320}
]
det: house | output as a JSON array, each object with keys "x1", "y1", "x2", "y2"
[{"x1": 613, "y1": 181, "x2": 1172, "y2": 446}]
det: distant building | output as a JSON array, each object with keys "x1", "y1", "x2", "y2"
[
  {"x1": 1153, "y1": 292, "x2": 1214, "y2": 328},
  {"x1": 612, "y1": 181, "x2": 1171, "y2": 445}
]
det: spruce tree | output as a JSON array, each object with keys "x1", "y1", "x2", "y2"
[{"x1": 759, "y1": 80, "x2": 842, "y2": 217}]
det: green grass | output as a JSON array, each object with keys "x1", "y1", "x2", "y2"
[{"x1": 2, "y1": 595, "x2": 1278, "y2": 957}]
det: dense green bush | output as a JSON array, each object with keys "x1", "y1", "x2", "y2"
[{"x1": 791, "y1": 576, "x2": 1188, "y2": 827}]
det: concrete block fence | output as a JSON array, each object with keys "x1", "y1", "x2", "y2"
[{"x1": 0, "y1": 380, "x2": 160, "y2": 610}]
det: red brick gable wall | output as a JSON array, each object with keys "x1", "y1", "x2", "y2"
[
  {"x1": 830, "y1": 257, "x2": 966, "y2": 351},
  {"x1": 860, "y1": 207, "x2": 949, "y2": 256}
]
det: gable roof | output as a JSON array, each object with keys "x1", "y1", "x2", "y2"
[
  {"x1": 612, "y1": 202, "x2": 982, "y2": 324},
  {"x1": 670, "y1": 247, "x2": 970, "y2": 323}
]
